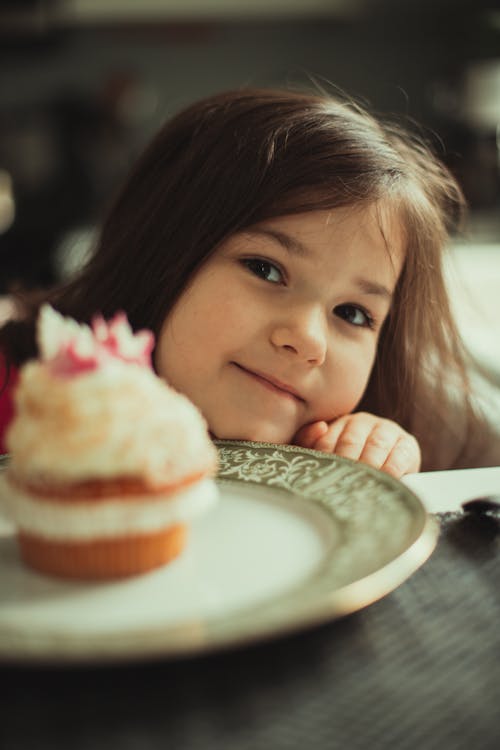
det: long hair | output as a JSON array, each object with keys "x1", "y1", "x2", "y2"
[{"x1": 0, "y1": 87, "x2": 487, "y2": 468}]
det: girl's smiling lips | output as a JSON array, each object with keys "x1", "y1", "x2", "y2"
[{"x1": 232, "y1": 363, "x2": 305, "y2": 402}]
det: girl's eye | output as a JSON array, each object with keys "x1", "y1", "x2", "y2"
[
  {"x1": 334, "y1": 304, "x2": 374, "y2": 329},
  {"x1": 242, "y1": 258, "x2": 283, "y2": 284}
]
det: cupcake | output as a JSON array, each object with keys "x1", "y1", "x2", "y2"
[{"x1": 0, "y1": 305, "x2": 218, "y2": 579}]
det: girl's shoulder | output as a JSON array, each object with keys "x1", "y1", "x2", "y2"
[{"x1": 0, "y1": 352, "x2": 18, "y2": 455}]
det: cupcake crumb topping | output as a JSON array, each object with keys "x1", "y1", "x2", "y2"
[{"x1": 6, "y1": 306, "x2": 218, "y2": 487}]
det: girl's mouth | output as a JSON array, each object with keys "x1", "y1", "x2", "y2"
[{"x1": 232, "y1": 363, "x2": 304, "y2": 402}]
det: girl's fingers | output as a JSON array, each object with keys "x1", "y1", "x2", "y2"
[
  {"x1": 380, "y1": 435, "x2": 421, "y2": 478},
  {"x1": 315, "y1": 415, "x2": 373, "y2": 461},
  {"x1": 312, "y1": 413, "x2": 422, "y2": 478},
  {"x1": 293, "y1": 420, "x2": 329, "y2": 449},
  {"x1": 358, "y1": 423, "x2": 405, "y2": 470}
]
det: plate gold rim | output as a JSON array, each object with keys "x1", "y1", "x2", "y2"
[{"x1": 0, "y1": 442, "x2": 438, "y2": 665}]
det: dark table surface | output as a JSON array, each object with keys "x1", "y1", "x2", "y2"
[{"x1": 1, "y1": 511, "x2": 499, "y2": 750}]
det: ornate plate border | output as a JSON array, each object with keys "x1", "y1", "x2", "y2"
[{"x1": 0, "y1": 443, "x2": 438, "y2": 664}]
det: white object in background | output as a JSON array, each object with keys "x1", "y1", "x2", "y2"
[
  {"x1": 445, "y1": 243, "x2": 500, "y2": 382},
  {"x1": 403, "y1": 466, "x2": 500, "y2": 513},
  {"x1": 462, "y1": 59, "x2": 500, "y2": 129}
]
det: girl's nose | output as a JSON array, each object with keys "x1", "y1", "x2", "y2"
[{"x1": 270, "y1": 308, "x2": 328, "y2": 366}]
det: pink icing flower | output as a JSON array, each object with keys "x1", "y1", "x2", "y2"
[
  {"x1": 37, "y1": 305, "x2": 155, "y2": 377},
  {"x1": 92, "y1": 313, "x2": 154, "y2": 368}
]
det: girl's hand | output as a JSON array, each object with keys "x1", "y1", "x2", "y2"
[{"x1": 292, "y1": 412, "x2": 421, "y2": 478}]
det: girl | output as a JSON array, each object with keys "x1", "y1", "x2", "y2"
[{"x1": 0, "y1": 87, "x2": 497, "y2": 475}]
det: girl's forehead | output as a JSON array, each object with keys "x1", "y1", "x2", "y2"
[
  {"x1": 358, "y1": 201, "x2": 407, "y2": 260},
  {"x1": 253, "y1": 203, "x2": 406, "y2": 261}
]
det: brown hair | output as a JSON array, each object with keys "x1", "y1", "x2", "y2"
[{"x1": 0, "y1": 87, "x2": 489, "y2": 469}]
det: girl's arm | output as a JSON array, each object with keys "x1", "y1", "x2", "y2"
[{"x1": 293, "y1": 413, "x2": 421, "y2": 479}]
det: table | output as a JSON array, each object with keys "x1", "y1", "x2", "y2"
[{"x1": 1, "y1": 467, "x2": 499, "y2": 750}]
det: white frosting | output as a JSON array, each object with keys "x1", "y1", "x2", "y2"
[
  {"x1": 6, "y1": 361, "x2": 218, "y2": 487},
  {"x1": 0, "y1": 475, "x2": 218, "y2": 540},
  {"x1": 37, "y1": 304, "x2": 95, "y2": 361}
]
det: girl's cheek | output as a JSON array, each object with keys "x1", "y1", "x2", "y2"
[{"x1": 317, "y1": 356, "x2": 373, "y2": 420}]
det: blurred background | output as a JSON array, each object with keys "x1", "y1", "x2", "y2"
[{"x1": 0, "y1": 0, "x2": 499, "y2": 371}]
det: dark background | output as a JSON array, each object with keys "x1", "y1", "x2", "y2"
[{"x1": 1, "y1": 0, "x2": 499, "y2": 294}]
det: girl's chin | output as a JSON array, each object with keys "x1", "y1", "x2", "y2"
[{"x1": 207, "y1": 426, "x2": 295, "y2": 445}]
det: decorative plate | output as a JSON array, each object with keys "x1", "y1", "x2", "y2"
[{"x1": 0, "y1": 442, "x2": 438, "y2": 664}]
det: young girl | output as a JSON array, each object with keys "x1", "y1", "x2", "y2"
[{"x1": 0, "y1": 87, "x2": 497, "y2": 475}]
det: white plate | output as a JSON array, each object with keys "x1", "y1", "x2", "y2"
[{"x1": 0, "y1": 442, "x2": 438, "y2": 664}]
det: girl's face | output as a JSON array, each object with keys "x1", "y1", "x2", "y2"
[{"x1": 155, "y1": 206, "x2": 405, "y2": 444}]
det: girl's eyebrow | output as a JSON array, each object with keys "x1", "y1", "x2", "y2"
[
  {"x1": 245, "y1": 227, "x2": 309, "y2": 256},
  {"x1": 354, "y1": 278, "x2": 393, "y2": 300},
  {"x1": 246, "y1": 227, "x2": 393, "y2": 300}
]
